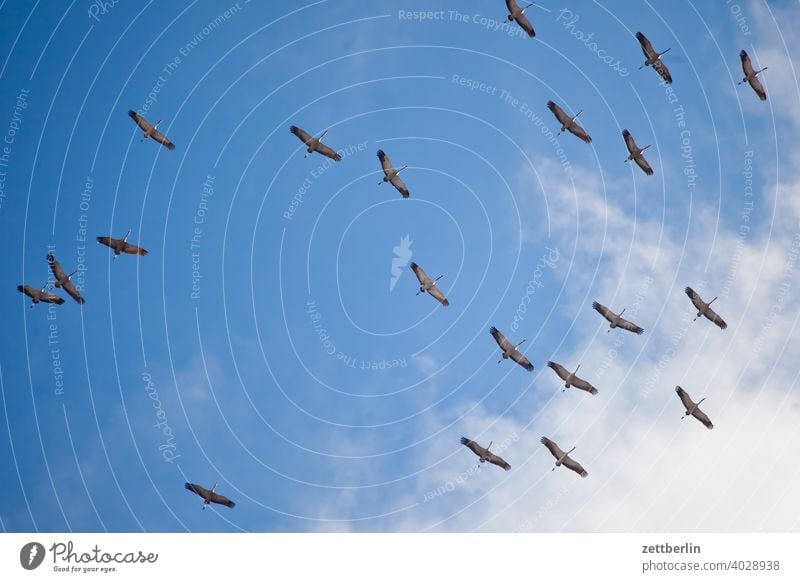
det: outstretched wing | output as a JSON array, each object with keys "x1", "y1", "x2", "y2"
[
  {"x1": 622, "y1": 129, "x2": 638, "y2": 155},
  {"x1": 427, "y1": 285, "x2": 449, "y2": 307},
  {"x1": 150, "y1": 129, "x2": 175, "y2": 150},
  {"x1": 184, "y1": 482, "x2": 209, "y2": 499},
  {"x1": 618, "y1": 316, "x2": 644, "y2": 335},
  {"x1": 210, "y1": 492, "x2": 236, "y2": 508},
  {"x1": 547, "y1": 361, "x2": 570, "y2": 382},
  {"x1": 47, "y1": 254, "x2": 65, "y2": 280},
  {"x1": 61, "y1": 281, "x2": 85, "y2": 304},
  {"x1": 592, "y1": 301, "x2": 613, "y2": 323},
  {"x1": 546, "y1": 101, "x2": 569, "y2": 126},
  {"x1": 571, "y1": 376, "x2": 598, "y2": 395},
  {"x1": 410, "y1": 262, "x2": 430, "y2": 286},
  {"x1": 41, "y1": 292, "x2": 65, "y2": 305},
  {"x1": 563, "y1": 455, "x2": 588, "y2": 478},
  {"x1": 568, "y1": 121, "x2": 592, "y2": 143},
  {"x1": 315, "y1": 142, "x2": 342, "y2": 161},
  {"x1": 17, "y1": 285, "x2": 36, "y2": 299},
  {"x1": 634, "y1": 153, "x2": 654, "y2": 176},
  {"x1": 636, "y1": 32, "x2": 655, "y2": 59},
  {"x1": 390, "y1": 174, "x2": 409, "y2": 198},
  {"x1": 748, "y1": 75, "x2": 767, "y2": 101},
  {"x1": 96, "y1": 236, "x2": 116, "y2": 249},
  {"x1": 290, "y1": 125, "x2": 312, "y2": 144},
  {"x1": 510, "y1": 350, "x2": 534, "y2": 371},
  {"x1": 377, "y1": 149, "x2": 394, "y2": 175},
  {"x1": 704, "y1": 307, "x2": 727, "y2": 330},
  {"x1": 122, "y1": 242, "x2": 148, "y2": 256},
  {"x1": 685, "y1": 286, "x2": 704, "y2": 311},
  {"x1": 489, "y1": 326, "x2": 512, "y2": 351},
  {"x1": 540, "y1": 436, "x2": 564, "y2": 461},
  {"x1": 128, "y1": 110, "x2": 151, "y2": 132},
  {"x1": 486, "y1": 452, "x2": 511, "y2": 471},
  {"x1": 460, "y1": 437, "x2": 486, "y2": 459},
  {"x1": 675, "y1": 386, "x2": 695, "y2": 412},
  {"x1": 692, "y1": 407, "x2": 714, "y2": 430},
  {"x1": 653, "y1": 60, "x2": 672, "y2": 84},
  {"x1": 740, "y1": 50, "x2": 755, "y2": 77}
]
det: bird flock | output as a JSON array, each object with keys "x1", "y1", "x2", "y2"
[{"x1": 17, "y1": 4, "x2": 769, "y2": 511}]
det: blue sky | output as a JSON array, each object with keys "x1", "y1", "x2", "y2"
[{"x1": 2, "y1": 0, "x2": 800, "y2": 533}]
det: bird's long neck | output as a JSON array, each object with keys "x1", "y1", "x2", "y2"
[
  {"x1": 571, "y1": 110, "x2": 583, "y2": 122},
  {"x1": 708, "y1": 297, "x2": 717, "y2": 306},
  {"x1": 396, "y1": 165, "x2": 408, "y2": 174},
  {"x1": 211, "y1": 482, "x2": 217, "y2": 493},
  {"x1": 434, "y1": 275, "x2": 443, "y2": 282},
  {"x1": 486, "y1": 441, "x2": 492, "y2": 452},
  {"x1": 757, "y1": 66, "x2": 768, "y2": 74},
  {"x1": 521, "y1": 1, "x2": 534, "y2": 13},
  {"x1": 318, "y1": 130, "x2": 328, "y2": 140},
  {"x1": 515, "y1": 339, "x2": 526, "y2": 349},
  {"x1": 573, "y1": 364, "x2": 581, "y2": 375},
  {"x1": 123, "y1": 228, "x2": 131, "y2": 242},
  {"x1": 618, "y1": 308, "x2": 626, "y2": 317},
  {"x1": 658, "y1": 48, "x2": 671, "y2": 59}
]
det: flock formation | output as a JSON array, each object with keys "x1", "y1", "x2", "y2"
[{"x1": 17, "y1": 5, "x2": 768, "y2": 511}]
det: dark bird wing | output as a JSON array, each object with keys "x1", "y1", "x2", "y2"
[
  {"x1": 653, "y1": 60, "x2": 672, "y2": 84},
  {"x1": 377, "y1": 149, "x2": 394, "y2": 176},
  {"x1": 622, "y1": 129, "x2": 638, "y2": 155},
  {"x1": 184, "y1": 482, "x2": 209, "y2": 499},
  {"x1": 540, "y1": 437, "x2": 564, "y2": 461},
  {"x1": 571, "y1": 376, "x2": 598, "y2": 395},
  {"x1": 547, "y1": 101, "x2": 569, "y2": 126},
  {"x1": 427, "y1": 285, "x2": 449, "y2": 307},
  {"x1": 128, "y1": 110, "x2": 151, "y2": 132},
  {"x1": 290, "y1": 125, "x2": 312, "y2": 144},
  {"x1": 96, "y1": 236, "x2": 116, "y2": 249},
  {"x1": 704, "y1": 306, "x2": 727, "y2": 330},
  {"x1": 675, "y1": 386, "x2": 695, "y2": 412},
  {"x1": 506, "y1": 1, "x2": 535, "y2": 37},
  {"x1": 685, "y1": 286, "x2": 704, "y2": 311},
  {"x1": 315, "y1": 142, "x2": 342, "y2": 161},
  {"x1": 47, "y1": 254, "x2": 66, "y2": 280},
  {"x1": 592, "y1": 301, "x2": 614, "y2": 323},
  {"x1": 634, "y1": 153, "x2": 654, "y2": 176},
  {"x1": 748, "y1": 75, "x2": 767, "y2": 101},
  {"x1": 562, "y1": 455, "x2": 588, "y2": 478},
  {"x1": 547, "y1": 361, "x2": 570, "y2": 382},
  {"x1": 209, "y1": 492, "x2": 236, "y2": 508},
  {"x1": 460, "y1": 437, "x2": 486, "y2": 459},
  {"x1": 390, "y1": 174, "x2": 409, "y2": 198},
  {"x1": 510, "y1": 350, "x2": 534, "y2": 371},
  {"x1": 568, "y1": 121, "x2": 592, "y2": 143},
  {"x1": 61, "y1": 279, "x2": 85, "y2": 304},
  {"x1": 41, "y1": 292, "x2": 65, "y2": 305},
  {"x1": 122, "y1": 242, "x2": 148, "y2": 256},
  {"x1": 636, "y1": 32, "x2": 655, "y2": 60},
  {"x1": 150, "y1": 128, "x2": 175, "y2": 150},
  {"x1": 490, "y1": 326, "x2": 512, "y2": 351},
  {"x1": 740, "y1": 50, "x2": 755, "y2": 77},
  {"x1": 17, "y1": 285, "x2": 36, "y2": 299},
  {"x1": 692, "y1": 407, "x2": 714, "y2": 430},
  {"x1": 618, "y1": 316, "x2": 644, "y2": 335},
  {"x1": 486, "y1": 452, "x2": 511, "y2": 471},
  {"x1": 410, "y1": 262, "x2": 430, "y2": 286}
]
